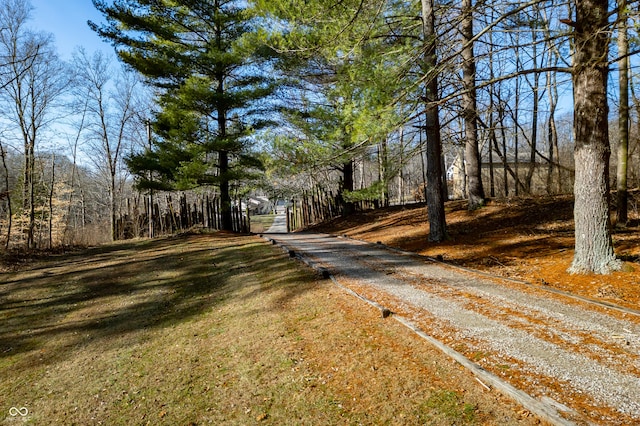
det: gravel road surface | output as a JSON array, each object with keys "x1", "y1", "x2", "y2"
[
  {"x1": 264, "y1": 213, "x2": 287, "y2": 233},
  {"x1": 267, "y1": 232, "x2": 640, "y2": 425}
]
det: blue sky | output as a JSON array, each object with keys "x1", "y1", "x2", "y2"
[{"x1": 31, "y1": 0, "x2": 111, "y2": 60}]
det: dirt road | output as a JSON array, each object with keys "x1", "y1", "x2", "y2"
[{"x1": 266, "y1": 232, "x2": 640, "y2": 426}]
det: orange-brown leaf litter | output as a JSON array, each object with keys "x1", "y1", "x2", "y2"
[
  {"x1": 310, "y1": 194, "x2": 640, "y2": 424},
  {"x1": 312, "y1": 194, "x2": 640, "y2": 312}
]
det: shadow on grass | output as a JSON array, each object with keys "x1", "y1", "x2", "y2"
[{"x1": 0, "y1": 232, "x2": 315, "y2": 368}]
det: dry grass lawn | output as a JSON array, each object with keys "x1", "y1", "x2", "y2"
[{"x1": 1, "y1": 232, "x2": 539, "y2": 425}]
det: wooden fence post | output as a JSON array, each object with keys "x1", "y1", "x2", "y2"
[{"x1": 286, "y1": 206, "x2": 290, "y2": 233}]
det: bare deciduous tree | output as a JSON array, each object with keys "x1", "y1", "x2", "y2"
[
  {"x1": 615, "y1": 0, "x2": 630, "y2": 227},
  {"x1": 0, "y1": 136, "x2": 11, "y2": 249},
  {"x1": 73, "y1": 48, "x2": 144, "y2": 241},
  {"x1": 461, "y1": 0, "x2": 485, "y2": 210},
  {"x1": 0, "y1": 0, "x2": 68, "y2": 248}
]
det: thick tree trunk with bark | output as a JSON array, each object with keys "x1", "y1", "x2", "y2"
[
  {"x1": 568, "y1": 0, "x2": 621, "y2": 274},
  {"x1": 461, "y1": 0, "x2": 484, "y2": 210},
  {"x1": 219, "y1": 150, "x2": 233, "y2": 231},
  {"x1": 217, "y1": 67, "x2": 233, "y2": 232},
  {"x1": 421, "y1": 0, "x2": 446, "y2": 242}
]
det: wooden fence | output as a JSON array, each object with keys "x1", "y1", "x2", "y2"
[
  {"x1": 115, "y1": 192, "x2": 248, "y2": 240},
  {"x1": 116, "y1": 188, "x2": 377, "y2": 239},
  {"x1": 286, "y1": 189, "x2": 377, "y2": 232}
]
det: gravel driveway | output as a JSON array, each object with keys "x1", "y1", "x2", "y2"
[{"x1": 267, "y1": 232, "x2": 640, "y2": 426}]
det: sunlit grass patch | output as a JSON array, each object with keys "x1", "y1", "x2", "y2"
[{"x1": 249, "y1": 214, "x2": 276, "y2": 233}]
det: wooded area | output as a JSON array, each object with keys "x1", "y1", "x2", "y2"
[{"x1": 0, "y1": 0, "x2": 639, "y2": 275}]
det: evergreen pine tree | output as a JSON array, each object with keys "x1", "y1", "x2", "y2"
[{"x1": 91, "y1": 0, "x2": 274, "y2": 231}]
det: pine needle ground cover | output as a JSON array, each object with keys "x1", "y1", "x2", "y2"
[
  {"x1": 0, "y1": 233, "x2": 536, "y2": 425},
  {"x1": 313, "y1": 194, "x2": 640, "y2": 311}
]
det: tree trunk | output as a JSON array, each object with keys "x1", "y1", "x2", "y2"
[
  {"x1": 110, "y1": 171, "x2": 117, "y2": 240},
  {"x1": 453, "y1": 145, "x2": 466, "y2": 199},
  {"x1": 219, "y1": 150, "x2": 233, "y2": 231},
  {"x1": 497, "y1": 103, "x2": 509, "y2": 196},
  {"x1": 421, "y1": 0, "x2": 447, "y2": 242},
  {"x1": 568, "y1": 0, "x2": 621, "y2": 274},
  {"x1": 398, "y1": 128, "x2": 405, "y2": 205},
  {"x1": 49, "y1": 154, "x2": 55, "y2": 248},
  {"x1": 615, "y1": 0, "x2": 629, "y2": 227},
  {"x1": 342, "y1": 157, "x2": 354, "y2": 215},
  {"x1": 488, "y1": 125, "x2": 495, "y2": 197},
  {"x1": 27, "y1": 143, "x2": 35, "y2": 249},
  {"x1": 440, "y1": 154, "x2": 449, "y2": 202},
  {"x1": 513, "y1": 31, "x2": 521, "y2": 197},
  {"x1": 461, "y1": 0, "x2": 484, "y2": 210},
  {"x1": 525, "y1": 22, "x2": 539, "y2": 194},
  {"x1": 378, "y1": 140, "x2": 389, "y2": 207},
  {"x1": 487, "y1": 5, "x2": 496, "y2": 199},
  {"x1": 147, "y1": 121, "x2": 155, "y2": 238},
  {"x1": 546, "y1": 66, "x2": 558, "y2": 195},
  {"x1": 217, "y1": 61, "x2": 233, "y2": 231},
  {"x1": 0, "y1": 142, "x2": 11, "y2": 249}
]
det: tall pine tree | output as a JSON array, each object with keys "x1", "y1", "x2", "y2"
[
  {"x1": 91, "y1": 0, "x2": 274, "y2": 231},
  {"x1": 256, "y1": 0, "x2": 417, "y2": 212}
]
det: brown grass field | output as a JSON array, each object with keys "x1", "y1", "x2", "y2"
[
  {"x1": 1, "y1": 232, "x2": 540, "y2": 425},
  {"x1": 2, "y1": 193, "x2": 638, "y2": 424}
]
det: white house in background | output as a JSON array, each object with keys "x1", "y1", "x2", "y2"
[
  {"x1": 274, "y1": 199, "x2": 292, "y2": 214},
  {"x1": 245, "y1": 195, "x2": 273, "y2": 215}
]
